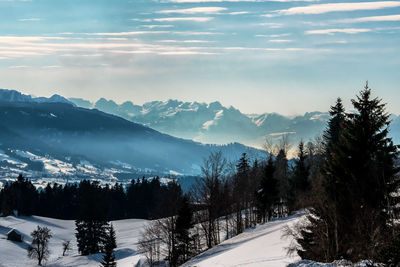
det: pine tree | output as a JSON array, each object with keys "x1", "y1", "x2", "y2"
[
  {"x1": 295, "y1": 83, "x2": 400, "y2": 262},
  {"x1": 256, "y1": 156, "x2": 277, "y2": 222},
  {"x1": 172, "y1": 195, "x2": 193, "y2": 266},
  {"x1": 289, "y1": 141, "x2": 310, "y2": 210},
  {"x1": 101, "y1": 224, "x2": 117, "y2": 267}
]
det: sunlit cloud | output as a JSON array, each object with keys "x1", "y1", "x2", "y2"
[
  {"x1": 342, "y1": 14, "x2": 400, "y2": 23},
  {"x1": 229, "y1": 11, "x2": 249, "y2": 15},
  {"x1": 306, "y1": 28, "x2": 371, "y2": 35},
  {"x1": 274, "y1": 1, "x2": 400, "y2": 15}
]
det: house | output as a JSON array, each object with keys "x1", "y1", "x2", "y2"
[{"x1": 7, "y1": 229, "x2": 23, "y2": 242}]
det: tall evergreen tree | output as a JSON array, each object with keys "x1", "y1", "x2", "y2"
[
  {"x1": 172, "y1": 194, "x2": 194, "y2": 266},
  {"x1": 256, "y1": 156, "x2": 277, "y2": 222},
  {"x1": 101, "y1": 223, "x2": 117, "y2": 267},
  {"x1": 289, "y1": 141, "x2": 310, "y2": 210},
  {"x1": 295, "y1": 83, "x2": 400, "y2": 262}
]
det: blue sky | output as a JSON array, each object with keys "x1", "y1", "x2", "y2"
[{"x1": 0, "y1": 0, "x2": 399, "y2": 115}]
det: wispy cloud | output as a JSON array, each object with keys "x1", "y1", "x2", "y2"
[
  {"x1": 61, "y1": 31, "x2": 170, "y2": 36},
  {"x1": 157, "y1": 7, "x2": 227, "y2": 14},
  {"x1": 18, "y1": 18, "x2": 42, "y2": 21},
  {"x1": 141, "y1": 25, "x2": 174, "y2": 29},
  {"x1": 157, "y1": 39, "x2": 214, "y2": 43},
  {"x1": 229, "y1": 11, "x2": 249, "y2": 15},
  {"x1": 154, "y1": 17, "x2": 214, "y2": 22},
  {"x1": 275, "y1": 1, "x2": 400, "y2": 15},
  {"x1": 342, "y1": 14, "x2": 400, "y2": 23},
  {"x1": 9, "y1": 65, "x2": 29, "y2": 69},
  {"x1": 256, "y1": 33, "x2": 291, "y2": 38},
  {"x1": 306, "y1": 28, "x2": 371, "y2": 35},
  {"x1": 258, "y1": 22, "x2": 284, "y2": 28},
  {"x1": 268, "y1": 39, "x2": 293, "y2": 43}
]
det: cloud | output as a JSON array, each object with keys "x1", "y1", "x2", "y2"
[
  {"x1": 275, "y1": 1, "x2": 400, "y2": 15},
  {"x1": 256, "y1": 33, "x2": 291, "y2": 37},
  {"x1": 268, "y1": 39, "x2": 293, "y2": 42},
  {"x1": 157, "y1": 39, "x2": 214, "y2": 43},
  {"x1": 18, "y1": 18, "x2": 42, "y2": 21},
  {"x1": 141, "y1": 25, "x2": 174, "y2": 29},
  {"x1": 229, "y1": 11, "x2": 249, "y2": 15},
  {"x1": 9, "y1": 65, "x2": 29, "y2": 69},
  {"x1": 258, "y1": 22, "x2": 284, "y2": 28},
  {"x1": 342, "y1": 14, "x2": 400, "y2": 23},
  {"x1": 154, "y1": 17, "x2": 214, "y2": 22},
  {"x1": 306, "y1": 28, "x2": 371, "y2": 35},
  {"x1": 157, "y1": 7, "x2": 227, "y2": 14},
  {"x1": 61, "y1": 31, "x2": 170, "y2": 36}
]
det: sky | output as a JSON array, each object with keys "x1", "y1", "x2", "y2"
[{"x1": 0, "y1": 0, "x2": 399, "y2": 115}]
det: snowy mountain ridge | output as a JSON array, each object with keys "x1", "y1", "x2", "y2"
[
  {"x1": 0, "y1": 89, "x2": 74, "y2": 106},
  {"x1": 70, "y1": 97, "x2": 400, "y2": 147}
]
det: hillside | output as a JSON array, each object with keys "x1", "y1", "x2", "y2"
[
  {"x1": 0, "y1": 214, "x2": 303, "y2": 267},
  {"x1": 183, "y1": 214, "x2": 302, "y2": 267}
]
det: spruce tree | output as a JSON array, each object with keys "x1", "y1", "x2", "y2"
[
  {"x1": 256, "y1": 156, "x2": 277, "y2": 222},
  {"x1": 172, "y1": 195, "x2": 193, "y2": 266},
  {"x1": 289, "y1": 141, "x2": 310, "y2": 210},
  {"x1": 295, "y1": 83, "x2": 399, "y2": 262},
  {"x1": 101, "y1": 224, "x2": 117, "y2": 267}
]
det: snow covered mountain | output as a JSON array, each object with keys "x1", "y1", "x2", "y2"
[
  {"x1": 69, "y1": 98, "x2": 331, "y2": 147},
  {"x1": 0, "y1": 95, "x2": 267, "y2": 182},
  {"x1": 0, "y1": 89, "x2": 74, "y2": 106},
  {"x1": 70, "y1": 97, "x2": 400, "y2": 147}
]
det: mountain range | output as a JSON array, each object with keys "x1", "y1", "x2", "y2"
[
  {"x1": 0, "y1": 89, "x2": 267, "y2": 183},
  {"x1": 69, "y1": 97, "x2": 400, "y2": 147}
]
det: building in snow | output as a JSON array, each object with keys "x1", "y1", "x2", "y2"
[{"x1": 7, "y1": 229, "x2": 23, "y2": 242}]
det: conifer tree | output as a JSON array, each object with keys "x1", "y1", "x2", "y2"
[
  {"x1": 295, "y1": 83, "x2": 399, "y2": 262},
  {"x1": 256, "y1": 156, "x2": 277, "y2": 222},
  {"x1": 101, "y1": 224, "x2": 117, "y2": 267},
  {"x1": 289, "y1": 141, "x2": 310, "y2": 210},
  {"x1": 172, "y1": 195, "x2": 193, "y2": 266}
]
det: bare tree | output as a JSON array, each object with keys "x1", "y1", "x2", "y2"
[
  {"x1": 138, "y1": 222, "x2": 162, "y2": 266},
  {"x1": 27, "y1": 226, "x2": 52, "y2": 266},
  {"x1": 62, "y1": 240, "x2": 71, "y2": 256},
  {"x1": 193, "y1": 151, "x2": 227, "y2": 248}
]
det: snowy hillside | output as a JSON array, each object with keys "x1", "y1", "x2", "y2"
[
  {"x1": 0, "y1": 214, "x2": 303, "y2": 267},
  {"x1": 0, "y1": 215, "x2": 148, "y2": 267},
  {"x1": 183, "y1": 214, "x2": 302, "y2": 267}
]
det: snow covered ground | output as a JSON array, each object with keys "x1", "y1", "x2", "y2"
[
  {"x1": 0, "y1": 216, "x2": 148, "y2": 267},
  {"x1": 183, "y1": 214, "x2": 302, "y2": 267},
  {"x1": 0, "y1": 214, "x2": 303, "y2": 267}
]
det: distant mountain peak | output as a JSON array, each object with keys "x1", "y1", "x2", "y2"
[{"x1": 0, "y1": 88, "x2": 74, "y2": 106}]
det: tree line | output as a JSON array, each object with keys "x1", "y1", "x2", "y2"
[{"x1": 0, "y1": 176, "x2": 183, "y2": 220}]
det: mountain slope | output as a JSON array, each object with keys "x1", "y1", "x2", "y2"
[{"x1": 0, "y1": 100, "x2": 267, "y2": 180}]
